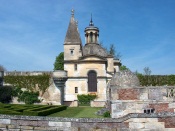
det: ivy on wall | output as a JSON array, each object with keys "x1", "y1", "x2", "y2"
[
  {"x1": 4, "y1": 74, "x2": 50, "y2": 95},
  {"x1": 137, "y1": 74, "x2": 175, "y2": 86}
]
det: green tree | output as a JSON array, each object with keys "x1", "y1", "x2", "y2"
[
  {"x1": 120, "y1": 65, "x2": 129, "y2": 71},
  {"x1": 109, "y1": 44, "x2": 121, "y2": 60},
  {"x1": 54, "y1": 52, "x2": 64, "y2": 70}
]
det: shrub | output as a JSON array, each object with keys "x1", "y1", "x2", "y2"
[
  {"x1": 18, "y1": 90, "x2": 40, "y2": 104},
  {"x1": 77, "y1": 94, "x2": 97, "y2": 105},
  {"x1": 0, "y1": 86, "x2": 13, "y2": 103},
  {"x1": 103, "y1": 111, "x2": 110, "y2": 117}
]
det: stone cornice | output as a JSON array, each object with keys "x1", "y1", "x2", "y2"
[{"x1": 64, "y1": 60, "x2": 107, "y2": 64}]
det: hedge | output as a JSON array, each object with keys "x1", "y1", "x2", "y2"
[
  {"x1": 23, "y1": 105, "x2": 67, "y2": 116},
  {"x1": 137, "y1": 74, "x2": 175, "y2": 86},
  {"x1": 0, "y1": 109, "x2": 21, "y2": 115}
]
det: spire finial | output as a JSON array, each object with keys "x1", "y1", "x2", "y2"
[
  {"x1": 71, "y1": 9, "x2": 74, "y2": 17},
  {"x1": 89, "y1": 13, "x2": 94, "y2": 26}
]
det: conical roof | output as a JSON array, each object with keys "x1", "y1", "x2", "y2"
[{"x1": 64, "y1": 10, "x2": 82, "y2": 45}]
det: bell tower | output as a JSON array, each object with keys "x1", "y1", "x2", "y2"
[
  {"x1": 84, "y1": 15, "x2": 99, "y2": 44},
  {"x1": 64, "y1": 10, "x2": 82, "y2": 61}
]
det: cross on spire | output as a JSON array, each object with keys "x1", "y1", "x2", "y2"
[{"x1": 71, "y1": 9, "x2": 74, "y2": 17}]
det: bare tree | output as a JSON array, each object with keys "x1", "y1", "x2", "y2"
[{"x1": 143, "y1": 67, "x2": 151, "y2": 76}]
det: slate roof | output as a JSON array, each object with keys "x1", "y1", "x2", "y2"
[
  {"x1": 83, "y1": 43, "x2": 108, "y2": 57},
  {"x1": 64, "y1": 13, "x2": 82, "y2": 45}
]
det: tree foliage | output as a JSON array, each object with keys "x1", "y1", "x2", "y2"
[
  {"x1": 0, "y1": 86, "x2": 13, "y2": 103},
  {"x1": 54, "y1": 52, "x2": 64, "y2": 70},
  {"x1": 4, "y1": 75, "x2": 50, "y2": 95},
  {"x1": 109, "y1": 44, "x2": 122, "y2": 60},
  {"x1": 120, "y1": 65, "x2": 130, "y2": 71},
  {"x1": 100, "y1": 43, "x2": 121, "y2": 60}
]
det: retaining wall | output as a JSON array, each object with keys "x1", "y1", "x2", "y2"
[{"x1": 1, "y1": 113, "x2": 175, "y2": 130}]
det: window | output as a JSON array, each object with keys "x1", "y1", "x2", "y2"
[
  {"x1": 88, "y1": 70, "x2": 97, "y2": 92},
  {"x1": 75, "y1": 87, "x2": 78, "y2": 93},
  {"x1": 74, "y1": 64, "x2": 77, "y2": 71},
  {"x1": 90, "y1": 32, "x2": 93, "y2": 43},
  {"x1": 70, "y1": 49, "x2": 74, "y2": 55}
]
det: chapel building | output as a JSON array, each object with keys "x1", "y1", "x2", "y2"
[{"x1": 63, "y1": 10, "x2": 121, "y2": 106}]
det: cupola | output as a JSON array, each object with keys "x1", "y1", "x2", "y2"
[{"x1": 84, "y1": 15, "x2": 99, "y2": 44}]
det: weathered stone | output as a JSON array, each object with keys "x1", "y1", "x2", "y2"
[
  {"x1": 129, "y1": 122, "x2": 145, "y2": 129},
  {"x1": 48, "y1": 121, "x2": 71, "y2": 127},
  {"x1": 118, "y1": 88, "x2": 139, "y2": 100},
  {"x1": 0, "y1": 119, "x2": 10, "y2": 125},
  {"x1": 149, "y1": 103, "x2": 174, "y2": 113},
  {"x1": 110, "y1": 70, "x2": 140, "y2": 88},
  {"x1": 149, "y1": 88, "x2": 163, "y2": 100},
  {"x1": 144, "y1": 122, "x2": 164, "y2": 129},
  {"x1": 159, "y1": 117, "x2": 175, "y2": 128}
]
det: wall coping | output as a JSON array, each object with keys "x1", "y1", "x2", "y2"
[{"x1": 1, "y1": 113, "x2": 175, "y2": 123}]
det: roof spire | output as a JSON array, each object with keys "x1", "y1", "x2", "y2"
[
  {"x1": 64, "y1": 9, "x2": 82, "y2": 45},
  {"x1": 89, "y1": 13, "x2": 94, "y2": 26},
  {"x1": 71, "y1": 9, "x2": 74, "y2": 17}
]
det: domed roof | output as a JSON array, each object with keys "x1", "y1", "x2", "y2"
[
  {"x1": 83, "y1": 43, "x2": 108, "y2": 57},
  {"x1": 110, "y1": 70, "x2": 140, "y2": 88}
]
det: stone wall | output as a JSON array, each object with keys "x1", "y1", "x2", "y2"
[
  {"x1": 111, "y1": 86, "x2": 175, "y2": 118},
  {"x1": 1, "y1": 113, "x2": 175, "y2": 130}
]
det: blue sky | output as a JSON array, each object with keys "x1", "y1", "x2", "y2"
[{"x1": 0, "y1": 0, "x2": 175, "y2": 74}]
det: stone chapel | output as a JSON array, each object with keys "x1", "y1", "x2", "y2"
[{"x1": 63, "y1": 10, "x2": 121, "y2": 106}]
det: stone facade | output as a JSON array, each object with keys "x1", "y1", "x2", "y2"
[{"x1": 63, "y1": 10, "x2": 121, "y2": 106}]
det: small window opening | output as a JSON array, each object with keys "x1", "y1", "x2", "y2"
[
  {"x1": 70, "y1": 49, "x2": 74, "y2": 55},
  {"x1": 90, "y1": 32, "x2": 93, "y2": 43},
  {"x1": 75, "y1": 87, "x2": 78, "y2": 93},
  {"x1": 74, "y1": 64, "x2": 77, "y2": 71}
]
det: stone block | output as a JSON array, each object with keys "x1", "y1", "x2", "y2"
[
  {"x1": 164, "y1": 129, "x2": 175, "y2": 131},
  {"x1": 129, "y1": 122, "x2": 145, "y2": 129},
  {"x1": 169, "y1": 103, "x2": 175, "y2": 108},
  {"x1": 48, "y1": 121, "x2": 71, "y2": 127},
  {"x1": 148, "y1": 88, "x2": 163, "y2": 100},
  {"x1": 140, "y1": 93, "x2": 148, "y2": 100},
  {"x1": 146, "y1": 118, "x2": 158, "y2": 122},
  {"x1": 8, "y1": 125, "x2": 20, "y2": 129},
  {"x1": 20, "y1": 126, "x2": 34, "y2": 130},
  {"x1": 0, "y1": 119, "x2": 11, "y2": 124},
  {"x1": 0, "y1": 124, "x2": 6, "y2": 128},
  {"x1": 132, "y1": 118, "x2": 147, "y2": 123},
  {"x1": 144, "y1": 122, "x2": 164, "y2": 129}
]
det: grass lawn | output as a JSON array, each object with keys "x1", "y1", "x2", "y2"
[{"x1": 48, "y1": 107, "x2": 104, "y2": 118}]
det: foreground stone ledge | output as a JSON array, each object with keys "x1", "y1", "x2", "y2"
[
  {"x1": 1, "y1": 113, "x2": 175, "y2": 122},
  {"x1": 1, "y1": 113, "x2": 175, "y2": 130}
]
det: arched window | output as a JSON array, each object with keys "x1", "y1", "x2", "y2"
[
  {"x1": 90, "y1": 32, "x2": 93, "y2": 43},
  {"x1": 88, "y1": 70, "x2": 97, "y2": 92}
]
